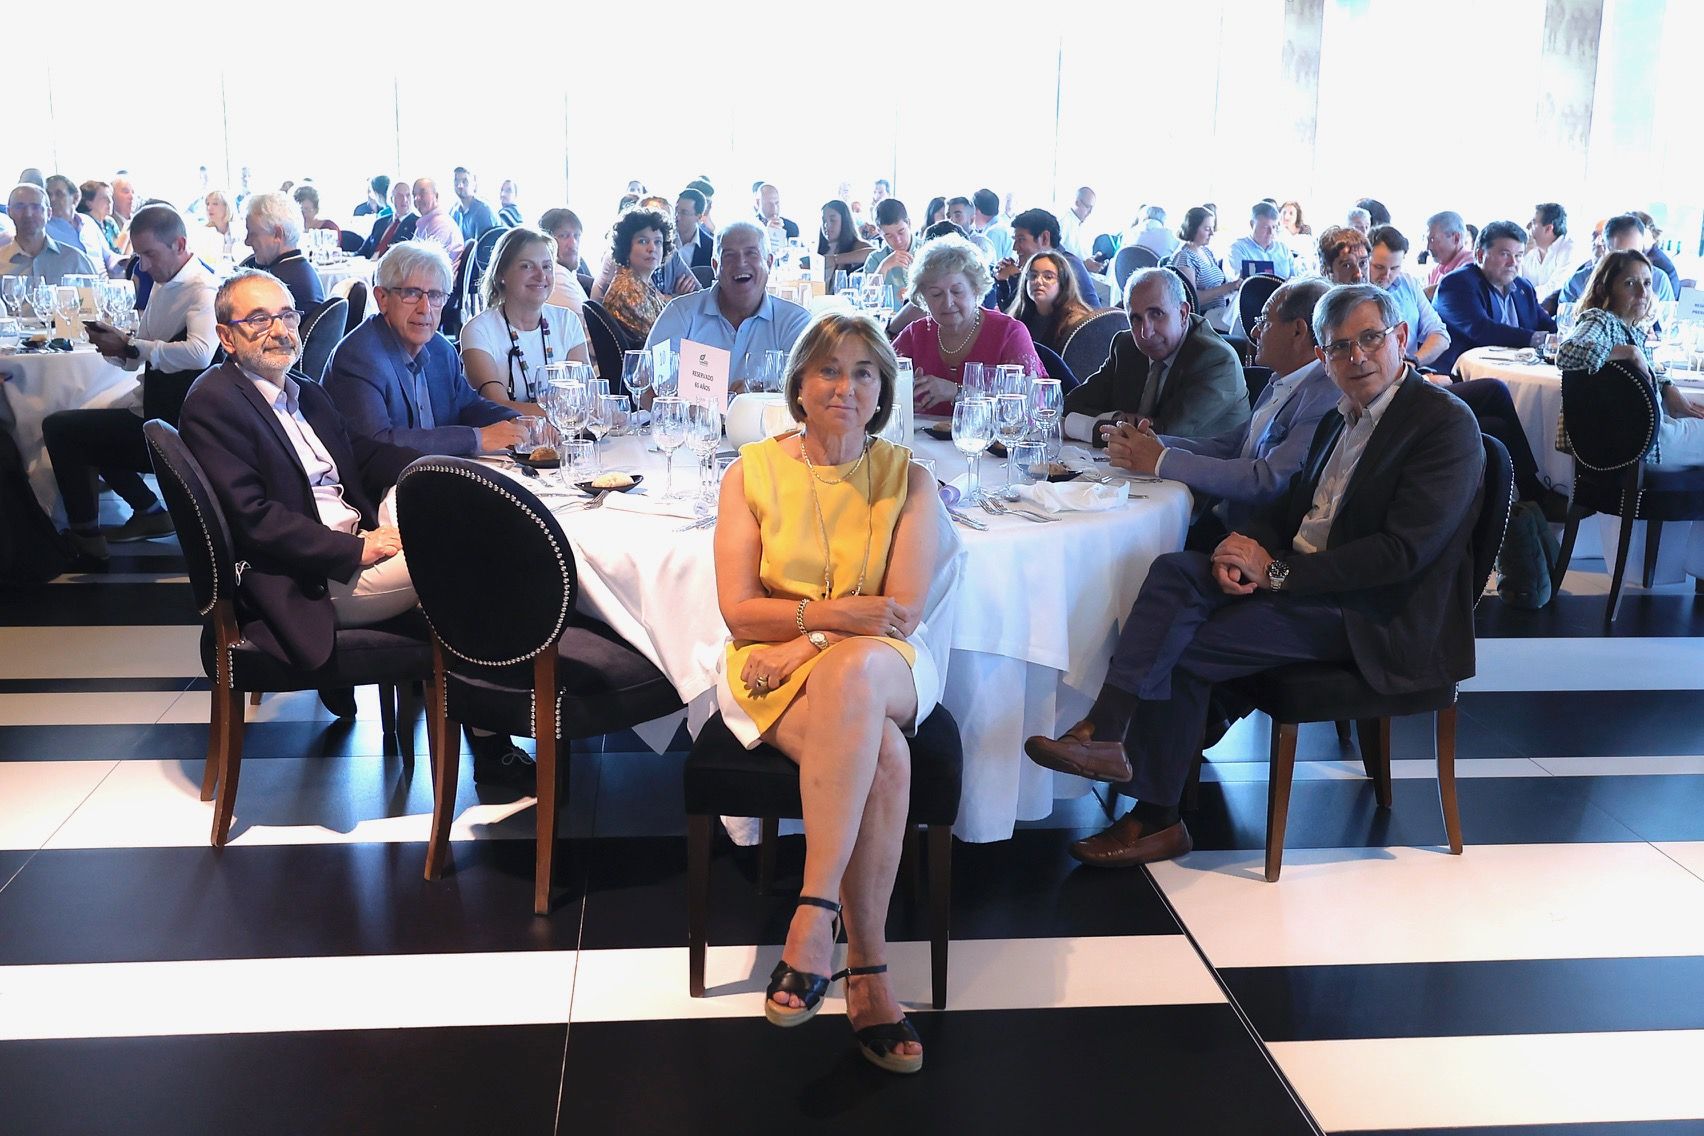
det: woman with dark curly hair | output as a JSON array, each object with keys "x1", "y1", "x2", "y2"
[
  {"x1": 592, "y1": 206, "x2": 699, "y2": 344},
  {"x1": 818, "y1": 199, "x2": 873, "y2": 282}
]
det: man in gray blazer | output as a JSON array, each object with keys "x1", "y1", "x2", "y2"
[
  {"x1": 1102, "y1": 277, "x2": 1339, "y2": 549},
  {"x1": 1027, "y1": 284, "x2": 1484, "y2": 867},
  {"x1": 1062, "y1": 268, "x2": 1249, "y2": 445}
]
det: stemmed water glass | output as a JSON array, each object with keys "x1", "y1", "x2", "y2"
[
  {"x1": 544, "y1": 377, "x2": 589, "y2": 486},
  {"x1": 32, "y1": 282, "x2": 56, "y2": 330},
  {"x1": 994, "y1": 364, "x2": 1027, "y2": 397},
  {"x1": 994, "y1": 393, "x2": 1029, "y2": 500},
  {"x1": 54, "y1": 287, "x2": 81, "y2": 338},
  {"x1": 622, "y1": 348, "x2": 652, "y2": 402},
  {"x1": 104, "y1": 278, "x2": 136, "y2": 331},
  {"x1": 1029, "y1": 377, "x2": 1063, "y2": 460},
  {"x1": 1, "y1": 276, "x2": 25, "y2": 319},
  {"x1": 651, "y1": 396, "x2": 690, "y2": 498},
  {"x1": 652, "y1": 347, "x2": 679, "y2": 399},
  {"x1": 685, "y1": 402, "x2": 723, "y2": 516},
  {"x1": 951, "y1": 396, "x2": 994, "y2": 504},
  {"x1": 598, "y1": 394, "x2": 632, "y2": 438},
  {"x1": 960, "y1": 361, "x2": 991, "y2": 401}
]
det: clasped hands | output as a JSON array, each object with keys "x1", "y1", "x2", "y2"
[
  {"x1": 1100, "y1": 416, "x2": 1165, "y2": 474},
  {"x1": 739, "y1": 595, "x2": 919, "y2": 697},
  {"x1": 1210, "y1": 532, "x2": 1275, "y2": 596}
]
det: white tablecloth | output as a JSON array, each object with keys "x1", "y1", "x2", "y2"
[
  {"x1": 500, "y1": 431, "x2": 1191, "y2": 842},
  {"x1": 315, "y1": 257, "x2": 376, "y2": 293},
  {"x1": 0, "y1": 346, "x2": 140, "y2": 524},
  {"x1": 1456, "y1": 346, "x2": 1704, "y2": 578}
]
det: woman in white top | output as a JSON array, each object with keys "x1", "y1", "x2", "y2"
[
  {"x1": 460, "y1": 225, "x2": 591, "y2": 414},
  {"x1": 196, "y1": 190, "x2": 244, "y2": 266}
]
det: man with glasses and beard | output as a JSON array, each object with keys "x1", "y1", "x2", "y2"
[{"x1": 177, "y1": 269, "x2": 422, "y2": 713}]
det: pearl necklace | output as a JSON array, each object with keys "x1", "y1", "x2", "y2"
[{"x1": 936, "y1": 307, "x2": 983, "y2": 357}]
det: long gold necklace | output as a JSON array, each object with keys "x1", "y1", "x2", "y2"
[{"x1": 801, "y1": 435, "x2": 875, "y2": 599}]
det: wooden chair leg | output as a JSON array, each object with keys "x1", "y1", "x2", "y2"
[
  {"x1": 1605, "y1": 509, "x2": 1638, "y2": 631},
  {"x1": 928, "y1": 824, "x2": 952, "y2": 1010},
  {"x1": 902, "y1": 824, "x2": 926, "y2": 905},
  {"x1": 1099, "y1": 783, "x2": 1119, "y2": 819},
  {"x1": 201, "y1": 682, "x2": 226, "y2": 802},
  {"x1": 1355, "y1": 718, "x2": 1393, "y2": 808},
  {"x1": 1436, "y1": 705, "x2": 1463, "y2": 855},
  {"x1": 1642, "y1": 520, "x2": 1664, "y2": 590},
  {"x1": 210, "y1": 686, "x2": 245, "y2": 847},
  {"x1": 687, "y1": 814, "x2": 712, "y2": 997},
  {"x1": 1264, "y1": 722, "x2": 1298, "y2": 883},
  {"x1": 532, "y1": 654, "x2": 560, "y2": 917},
  {"x1": 395, "y1": 681, "x2": 418, "y2": 767},
  {"x1": 756, "y1": 816, "x2": 779, "y2": 895},
  {"x1": 418, "y1": 678, "x2": 436, "y2": 770},
  {"x1": 248, "y1": 691, "x2": 262, "y2": 708},
  {"x1": 379, "y1": 683, "x2": 398, "y2": 735},
  {"x1": 1550, "y1": 504, "x2": 1587, "y2": 595},
  {"x1": 424, "y1": 650, "x2": 458, "y2": 882}
]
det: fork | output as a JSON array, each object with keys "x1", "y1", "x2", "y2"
[{"x1": 981, "y1": 496, "x2": 1059, "y2": 523}]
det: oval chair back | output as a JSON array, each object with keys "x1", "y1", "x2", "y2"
[
  {"x1": 1113, "y1": 245, "x2": 1159, "y2": 290},
  {"x1": 1473, "y1": 435, "x2": 1515, "y2": 600},
  {"x1": 581, "y1": 300, "x2": 630, "y2": 391},
  {"x1": 1059, "y1": 308, "x2": 1130, "y2": 388},
  {"x1": 143, "y1": 419, "x2": 235, "y2": 622},
  {"x1": 344, "y1": 280, "x2": 368, "y2": 334},
  {"x1": 1032, "y1": 342, "x2": 1078, "y2": 393},
  {"x1": 298, "y1": 297, "x2": 348, "y2": 382},
  {"x1": 394, "y1": 457, "x2": 577, "y2": 670},
  {"x1": 1163, "y1": 265, "x2": 1200, "y2": 314},
  {"x1": 1236, "y1": 274, "x2": 1284, "y2": 336},
  {"x1": 1560, "y1": 360, "x2": 1659, "y2": 473}
]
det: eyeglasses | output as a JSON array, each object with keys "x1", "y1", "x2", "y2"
[
  {"x1": 227, "y1": 309, "x2": 303, "y2": 333},
  {"x1": 1320, "y1": 325, "x2": 1397, "y2": 362},
  {"x1": 385, "y1": 286, "x2": 451, "y2": 307}
]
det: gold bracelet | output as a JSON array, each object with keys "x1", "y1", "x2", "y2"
[{"x1": 795, "y1": 599, "x2": 810, "y2": 635}]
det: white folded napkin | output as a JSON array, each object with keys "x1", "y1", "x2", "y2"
[
  {"x1": 1015, "y1": 479, "x2": 1129, "y2": 513},
  {"x1": 597, "y1": 488, "x2": 703, "y2": 520}
]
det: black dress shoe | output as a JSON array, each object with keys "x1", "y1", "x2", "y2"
[
  {"x1": 317, "y1": 686, "x2": 358, "y2": 718},
  {"x1": 470, "y1": 732, "x2": 537, "y2": 789}
]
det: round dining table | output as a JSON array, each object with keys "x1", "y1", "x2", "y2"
[
  {"x1": 0, "y1": 343, "x2": 140, "y2": 524},
  {"x1": 485, "y1": 428, "x2": 1192, "y2": 843},
  {"x1": 315, "y1": 256, "x2": 376, "y2": 293}
]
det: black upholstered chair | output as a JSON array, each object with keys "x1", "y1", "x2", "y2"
[
  {"x1": 450, "y1": 226, "x2": 506, "y2": 331},
  {"x1": 1059, "y1": 308, "x2": 1130, "y2": 388},
  {"x1": 581, "y1": 300, "x2": 630, "y2": 391},
  {"x1": 684, "y1": 707, "x2": 963, "y2": 1008},
  {"x1": 1163, "y1": 265, "x2": 1200, "y2": 314},
  {"x1": 1034, "y1": 342, "x2": 1079, "y2": 393},
  {"x1": 297, "y1": 297, "x2": 348, "y2": 382},
  {"x1": 1113, "y1": 245, "x2": 1159, "y2": 290},
  {"x1": 343, "y1": 280, "x2": 368, "y2": 334},
  {"x1": 143, "y1": 420, "x2": 435, "y2": 847},
  {"x1": 1242, "y1": 365, "x2": 1274, "y2": 406},
  {"x1": 886, "y1": 301, "x2": 926, "y2": 340},
  {"x1": 1236, "y1": 273, "x2": 1285, "y2": 340},
  {"x1": 1551, "y1": 360, "x2": 1704, "y2": 629},
  {"x1": 395, "y1": 457, "x2": 683, "y2": 914},
  {"x1": 1214, "y1": 435, "x2": 1514, "y2": 882},
  {"x1": 337, "y1": 229, "x2": 365, "y2": 254}
]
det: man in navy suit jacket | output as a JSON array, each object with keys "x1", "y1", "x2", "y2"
[
  {"x1": 177, "y1": 270, "x2": 422, "y2": 673},
  {"x1": 1433, "y1": 220, "x2": 1557, "y2": 373},
  {"x1": 358, "y1": 180, "x2": 418, "y2": 260},
  {"x1": 323, "y1": 241, "x2": 524, "y2": 456}
]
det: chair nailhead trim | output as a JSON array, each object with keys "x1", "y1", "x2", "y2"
[{"x1": 151, "y1": 441, "x2": 222, "y2": 617}]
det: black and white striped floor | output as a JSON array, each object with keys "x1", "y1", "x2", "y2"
[{"x1": 4, "y1": 511, "x2": 1704, "y2": 1134}]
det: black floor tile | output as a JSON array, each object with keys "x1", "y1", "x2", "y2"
[
  {"x1": 0, "y1": 677, "x2": 204, "y2": 693},
  {"x1": 0, "y1": 848, "x2": 33, "y2": 893},
  {"x1": 1183, "y1": 777, "x2": 1641, "y2": 851},
  {"x1": 0, "y1": 841, "x2": 586, "y2": 965},
  {"x1": 0, "y1": 720, "x2": 428, "y2": 762},
  {"x1": 1574, "y1": 774, "x2": 1704, "y2": 842},
  {"x1": 0, "y1": 1025, "x2": 565, "y2": 1136},
  {"x1": 1224, "y1": 956, "x2": 1704, "y2": 1041},
  {"x1": 0, "y1": 723, "x2": 157, "y2": 761},
  {"x1": 576, "y1": 828, "x2": 1184, "y2": 952},
  {"x1": 560, "y1": 1005, "x2": 1316, "y2": 1135},
  {"x1": 1459, "y1": 690, "x2": 1704, "y2": 758},
  {"x1": 0, "y1": 582, "x2": 197, "y2": 626},
  {"x1": 592, "y1": 749, "x2": 688, "y2": 837},
  {"x1": 1478, "y1": 591, "x2": 1704, "y2": 638}
]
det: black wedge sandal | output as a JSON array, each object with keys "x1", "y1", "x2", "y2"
[
  {"x1": 843, "y1": 964, "x2": 924, "y2": 1074},
  {"x1": 763, "y1": 895, "x2": 842, "y2": 1028}
]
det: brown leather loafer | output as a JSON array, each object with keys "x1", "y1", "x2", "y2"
[
  {"x1": 1024, "y1": 722, "x2": 1133, "y2": 783},
  {"x1": 1068, "y1": 814, "x2": 1192, "y2": 868}
]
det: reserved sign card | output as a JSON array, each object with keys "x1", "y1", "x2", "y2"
[
  {"x1": 680, "y1": 340, "x2": 730, "y2": 409},
  {"x1": 1678, "y1": 287, "x2": 1704, "y2": 324}
]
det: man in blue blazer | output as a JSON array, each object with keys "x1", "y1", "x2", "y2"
[
  {"x1": 324, "y1": 241, "x2": 524, "y2": 456},
  {"x1": 1101, "y1": 279, "x2": 1338, "y2": 550},
  {"x1": 357, "y1": 179, "x2": 418, "y2": 260},
  {"x1": 1433, "y1": 220, "x2": 1556, "y2": 374}
]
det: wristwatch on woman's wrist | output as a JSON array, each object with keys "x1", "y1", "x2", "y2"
[{"x1": 807, "y1": 631, "x2": 829, "y2": 651}]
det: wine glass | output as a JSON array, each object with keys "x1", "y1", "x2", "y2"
[
  {"x1": 1, "y1": 276, "x2": 24, "y2": 319},
  {"x1": 1029, "y1": 377, "x2": 1064, "y2": 461},
  {"x1": 994, "y1": 364, "x2": 1027, "y2": 397},
  {"x1": 32, "y1": 282, "x2": 56, "y2": 329},
  {"x1": 651, "y1": 397, "x2": 690, "y2": 498},
  {"x1": 54, "y1": 286, "x2": 81, "y2": 338},
  {"x1": 621, "y1": 349, "x2": 652, "y2": 402},
  {"x1": 105, "y1": 278, "x2": 136, "y2": 329},
  {"x1": 598, "y1": 393, "x2": 632, "y2": 438},
  {"x1": 951, "y1": 397, "x2": 994, "y2": 504},
  {"x1": 545, "y1": 378, "x2": 588, "y2": 486},
  {"x1": 653, "y1": 348, "x2": 679, "y2": 399},
  {"x1": 1012, "y1": 440, "x2": 1049, "y2": 491},
  {"x1": 685, "y1": 402, "x2": 723, "y2": 516},
  {"x1": 994, "y1": 393, "x2": 1029, "y2": 500},
  {"x1": 763, "y1": 349, "x2": 787, "y2": 394},
  {"x1": 960, "y1": 362, "x2": 989, "y2": 401},
  {"x1": 585, "y1": 390, "x2": 613, "y2": 449}
]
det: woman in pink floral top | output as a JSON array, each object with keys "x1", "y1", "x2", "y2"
[{"x1": 893, "y1": 236, "x2": 1045, "y2": 415}]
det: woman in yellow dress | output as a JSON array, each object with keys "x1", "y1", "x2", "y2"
[{"x1": 714, "y1": 312, "x2": 947, "y2": 1074}]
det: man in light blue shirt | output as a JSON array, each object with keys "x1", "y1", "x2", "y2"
[
  {"x1": 973, "y1": 188, "x2": 1013, "y2": 262},
  {"x1": 1559, "y1": 213, "x2": 1674, "y2": 305},
  {"x1": 1365, "y1": 225, "x2": 1450, "y2": 366},
  {"x1": 1226, "y1": 201, "x2": 1296, "y2": 281},
  {"x1": 644, "y1": 221, "x2": 811, "y2": 388}
]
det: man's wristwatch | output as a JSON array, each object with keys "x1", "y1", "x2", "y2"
[
  {"x1": 1266, "y1": 559, "x2": 1292, "y2": 591},
  {"x1": 123, "y1": 333, "x2": 140, "y2": 361},
  {"x1": 807, "y1": 631, "x2": 829, "y2": 651}
]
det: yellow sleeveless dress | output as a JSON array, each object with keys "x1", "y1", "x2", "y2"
[{"x1": 719, "y1": 433, "x2": 933, "y2": 745}]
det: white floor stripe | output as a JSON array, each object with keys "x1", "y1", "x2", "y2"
[
  {"x1": 1148, "y1": 843, "x2": 1704, "y2": 969},
  {"x1": 0, "y1": 691, "x2": 181, "y2": 726},
  {"x1": 1271, "y1": 1031, "x2": 1704, "y2": 1131},
  {"x1": 569, "y1": 935, "x2": 1223, "y2": 1024},
  {"x1": 0, "y1": 627, "x2": 200, "y2": 680},
  {"x1": 0, "y1": 761, "x2": 118, "y2": 848},
  {"x1": 1468, "y1": 637, "x2": 1704, "y2": 692},
  {"x1": 1200, "y1": 757, "x2": 1545, "y2": 782},
  {"x1": 0, "y1": 951, "x2": 576, "y2": 1040}
]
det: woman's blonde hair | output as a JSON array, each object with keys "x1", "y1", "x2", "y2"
[
  {"x1": 783, "y1": 312, "x2": 899, "y2": 434},
  {"x1": 907, "y1": 234, "x2": 993, "y2": 300},
  {"x1": 480, "y1": 225, "x2": 558, "y2": 309}
]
